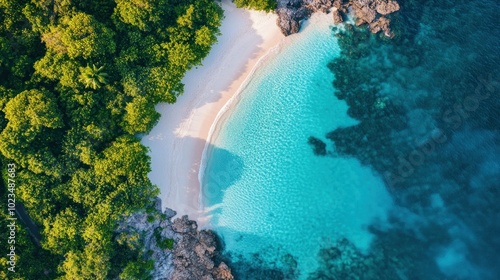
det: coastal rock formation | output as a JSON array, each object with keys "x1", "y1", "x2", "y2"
[
  {"x1": 171, "y1": 216, "x2": 233, "y2": 280},
  {"x1": 213, "y1": 262, "x2": 234, "y2": 279},
  {"x1": 276, "y1": 0, "x2": 400, "y2": 37},
  {"x1": 276, "y1": 8, "x2": 300, "y2": 36},
  {"x1": 375, "y1": 0, "x2": 400, "y2": 15},
  {"x1": 116, "y1": 198, "x2": 233, "y2": 280},
  {"x1": 354, "y1": 4, "x2": 377, "y2": 24},
  {"x1": 332, "y1": 8, "x2": 343, "y2": 24},
  {"x1": 369, "y1": 16, "x2": 391, "y2": 35},
  {"x1": 351, "y1": 0, "x2": 400, "y2": 36}
]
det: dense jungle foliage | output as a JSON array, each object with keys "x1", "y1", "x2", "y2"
[
  {"x1": 0, "y1": 0, "x2": 223, "y2": 278},
  {"x1": 233, "y1": 0, "x2": 277, "y2": 12}
]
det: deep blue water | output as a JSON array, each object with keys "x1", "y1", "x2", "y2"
[{"x1": 203, "y1": 0, "x2": 500, "y2": 279}]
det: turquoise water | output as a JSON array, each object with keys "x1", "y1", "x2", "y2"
[
  {"x1": 310, "y1": 0, "x2": 499, "y2": 279},
  {"x1": 204, "y1": 0, "x2": 499, "y2": 278},
  {"x1": 202, "y1": 19, "x2": 393, "y2": 278}
]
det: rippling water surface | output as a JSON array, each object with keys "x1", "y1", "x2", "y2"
[{"x1": 203, "y1": 1, "x2": 499, "y2": 279}]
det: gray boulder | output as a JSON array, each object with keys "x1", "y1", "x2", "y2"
[
  {"x1": 277, "y1": 8, "x2": 301, "y2": 36},
  {"x1": 117, "y1": 209, "x2": 233, "y2": 279}
]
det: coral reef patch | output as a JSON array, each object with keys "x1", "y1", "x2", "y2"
[{"x1": 307, "y1": 0, "x2": 500, "y2": 278}]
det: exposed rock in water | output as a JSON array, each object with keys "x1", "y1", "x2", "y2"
[
  {"x1": 116, "y1": 198, "x2": 233, "y2": 280},
  {"x1": 369, "y1": 16, "x2": 392, "y2": 37},
  {"x1": 354, "y1": 4, "x2": 377, "y2": 24},
  {"x1": 332, "y1": 8, "x2": 343, "y2": 24},
  {"x1": 213, "y1": 262, "x2": 234, "y2": 280},
  {"x1": 276, "y1": 0, "x2": 400, "y2": 37},
  {"x1": 351, "y1": 0, "x2": 400, "y2": 37},
  {"x1": 375, "y1": 0, "x2": 400, "y2": 15}
]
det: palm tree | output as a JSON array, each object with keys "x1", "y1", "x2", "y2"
[{"x1": 79, "y1": 64, "x2": 109, "y2": 90}]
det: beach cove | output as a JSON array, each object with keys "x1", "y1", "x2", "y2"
[
  {"x1": 143, "y1": 1, "x2": 395, "y2": 277},
  {"x1": 142, "y1": 0, "x2": 284, "y2": 224},
  {"x1": 200, "y1": 9, "x2": 394, "y2": 278}
]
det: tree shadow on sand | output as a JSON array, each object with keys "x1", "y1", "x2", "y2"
[{"x1": 200, "y1": 140, "x2": 245, "y2": 224}]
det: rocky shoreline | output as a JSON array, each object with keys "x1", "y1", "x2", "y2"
[
  {"x1": 114, "y1": 2, "x2": 402, "y2": 278},
  {"x1": 116, "y1": 199, "x2": 233, "y2": 280},
  {"x1": 276, "y1": 0, "x2": 400, "y2": 37}
]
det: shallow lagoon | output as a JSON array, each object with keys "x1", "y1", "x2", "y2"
[
  {"x1": 202, "y1": 17, "x2": 393, "y2": 278},
  {"x1": 203, "y1": 0, "x2": 499, "y2": 278}
]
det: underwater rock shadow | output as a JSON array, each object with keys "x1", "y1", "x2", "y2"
[{"x1": 213, "y1": 225, "x2": 300, "y2": 280}]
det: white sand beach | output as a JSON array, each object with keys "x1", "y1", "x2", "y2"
[{"x1": 141, "y1": 0, "x2": 284, "y2": 225}]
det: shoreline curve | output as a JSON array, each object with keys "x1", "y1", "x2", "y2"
[{"x1": 141, "y1": 0, "x2": 284, "y2": 227}]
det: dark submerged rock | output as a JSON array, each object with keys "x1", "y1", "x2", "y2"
[
  {"x1": 287, "y1": 0, "x2": 303, "y2": 8},
  {"x1": 308, "y1": 136, "x2": 327, "y2": 156}
]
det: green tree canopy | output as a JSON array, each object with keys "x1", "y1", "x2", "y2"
[
  {"x1": 43, "y1": 208, "x2": 83, "y2": 255},
  {"x1": 42, "y1": 12, "x2": 116, "y2": 59},
  {"x1": 114, "y1": 0, "x2": 159, "y2": 32},
  {"x1": 79, "y1": 64, "x2": 109, "y2": 89},
  {"x1": 122, "y1": 96, "x2": 160, "y2": 134},
  {"x1": 0, "y1": 89, "x2": 63, "y2": 176},
  {"x1": 233, "y1": 0, "x2": 277, "y2": 12},
  {"x1": 0, "y1": 0, "x2": 225, "y2": 278},
  {"x1": 3, "y1": 89, "x2": 63, "y2": 131}
]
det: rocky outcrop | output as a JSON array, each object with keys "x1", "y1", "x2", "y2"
[
  {"x1": 354, "y1": 4, "x2": 377, "y2": 24},
  {"x1": 375, "y1": 0, "x2": 400, "y2": 15},
  {"x1": 276, "y1": 8, "x2": 300, "y2": 36},
  {"x1": 276, "y1": 0, "x2": 400, "y2": 37},
  {"x1": 351, "y1": 0, "x2": 400, "y2": 37},
  {"x1": 332, "y1": 8, "x2": 343, "y2": 24},
  {"x1": 276, "y1": 0, "x2": 333, "y2": 36},
  {"x1": 212, "y1": 262, "x2": 233, "y2": 280},
  {"x1": 116, "y1": 198, "x2": 233, "y2": 280},
  {"x1": 369, "y1": 16, "x2": 391, "y2": 35},
  {"x1": 171, "y1": 216, "x2": 233, "y2": 280}
]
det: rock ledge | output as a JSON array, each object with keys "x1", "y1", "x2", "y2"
[
  {"x1": 116, "y1": 198, "x2": 233, "y2": 280},
  {"x1": 276, "y1": 0, "x2": 400, "y2": 37}
]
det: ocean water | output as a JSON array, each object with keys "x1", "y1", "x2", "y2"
[
  {"x1": 202, "y1": 16, "x2": 393, "y2": 279},
  {"x1": 203, "y1": 0, "x2": 499, "y2": 279}
]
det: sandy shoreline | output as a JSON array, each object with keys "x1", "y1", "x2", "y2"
[{"x1": 141, "y1": 0, "x2": 284, "y2": 225}]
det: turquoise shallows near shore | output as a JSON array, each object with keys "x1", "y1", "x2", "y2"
[{"x1": 201, "y1": 17, "x2": 393, "y2": 277}]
